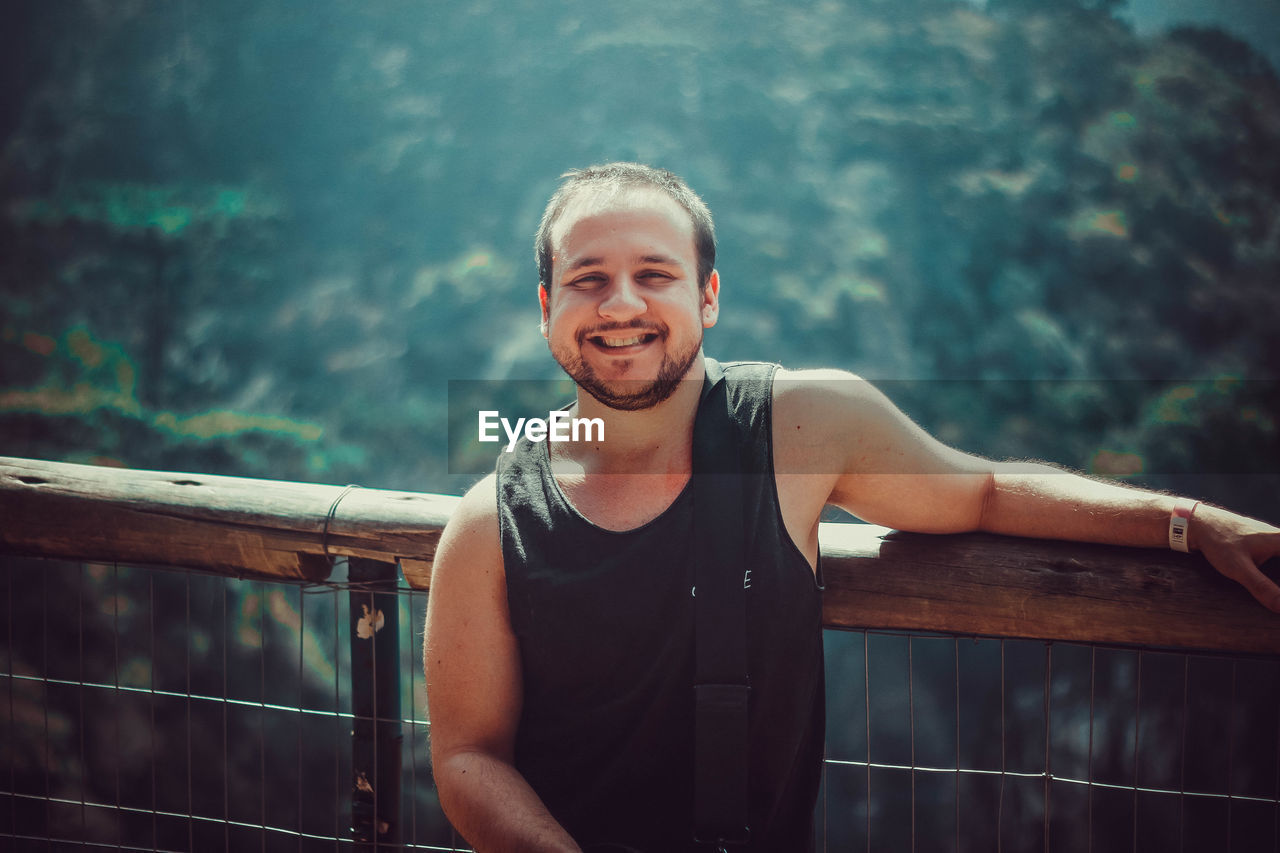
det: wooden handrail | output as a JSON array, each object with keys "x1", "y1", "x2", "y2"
[
  {"x1": 2, "y1": 456, "x2": 1276, "y2": 654},
  {"x1": 0, "y1": 455, "x2": 456, "y2": 586}
]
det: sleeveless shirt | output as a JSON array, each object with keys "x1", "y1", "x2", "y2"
[{"x1": 496, "y1": 360, "x2": 825, "y2": 852}]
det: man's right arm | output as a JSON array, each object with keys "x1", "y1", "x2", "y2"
[{"x1": 423, "y1": 475, "x2": 582, "y2": 853}]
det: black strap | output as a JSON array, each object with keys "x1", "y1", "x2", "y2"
[{"x1": 691, "y1": 359, "x2": 751, "y2": 848}]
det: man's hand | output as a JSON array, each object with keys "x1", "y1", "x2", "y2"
[{"x1": 1191, "y1": 504, "x2": 1280, "y2": 613}]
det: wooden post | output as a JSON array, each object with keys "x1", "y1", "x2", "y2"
[{"x1": 348, "y1": 557, "x2": 402, "y2": 850}]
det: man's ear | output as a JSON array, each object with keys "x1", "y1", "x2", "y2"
[
  {"x1": 702, "y1": 270, "x2": 720, "y2": 329},
  {"x1": 538, "y1": 284, "x2": 550, "y2": 337}
]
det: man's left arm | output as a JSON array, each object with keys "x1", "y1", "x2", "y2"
[{"x1": 776, "y1": 368, "x2": 1280, "y2": 613}]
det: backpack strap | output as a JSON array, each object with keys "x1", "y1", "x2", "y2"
[{"x1": 691, "y1": 358, "x2": 751, "y2": 849}]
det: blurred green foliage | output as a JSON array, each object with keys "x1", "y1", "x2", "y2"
[{"x1": 3, "y1": 0, "x2": 1277, "y2": 510}]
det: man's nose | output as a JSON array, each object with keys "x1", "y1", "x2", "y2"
[{"x1": 598, "y1": 276, "x2": 646, "y2": 320}]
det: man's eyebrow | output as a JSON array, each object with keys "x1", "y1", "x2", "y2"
[
  {"x1": 638, "y1": 254, "x2": 682, "y2": 266},
  {"x1": 565, "y1": 256, "x2": 604, "y2": 273}
]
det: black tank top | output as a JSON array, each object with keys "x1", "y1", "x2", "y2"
[{"x1": 496, "y1": 360, "x2": 825, "y2": 852}]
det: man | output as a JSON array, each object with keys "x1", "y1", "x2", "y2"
[{"x1": 424, "y1": 163, "x2": 1279, "y2": 852}]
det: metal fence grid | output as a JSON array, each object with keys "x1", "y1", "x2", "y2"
[
  {"x1": 1, "y1": 556, "x2": 462, "y2": 852},
  {"x1": 2, "y1": 556, "x2": 1277, "y2": 851},
  {"x1": 819, "y1": 630, "x2": 1280, "y2": 851}
]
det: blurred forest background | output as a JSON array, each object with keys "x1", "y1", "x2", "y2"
[{"x1": 3, "y1": 0, "x2": 1279, "y2": 849}]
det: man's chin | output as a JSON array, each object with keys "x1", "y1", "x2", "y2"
[{"x1": 579, "y1": 377, "x2": 684, "y2": 412}]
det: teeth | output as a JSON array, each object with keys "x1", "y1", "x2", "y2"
[{"x1": 598, "y1": 335, "x2": 644, "y2": 348}]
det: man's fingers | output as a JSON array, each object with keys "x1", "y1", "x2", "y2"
[
  {"x1": 1259, "y1": 530, "x2": 1280, "y2": 562},
  {"x1": 1220, "y1": 551, "x2": 1280, "y2": 614}
]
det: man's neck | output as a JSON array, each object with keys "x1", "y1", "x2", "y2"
[{"x1": 554, "y1": 354, "x2": 707, "y2": 477}]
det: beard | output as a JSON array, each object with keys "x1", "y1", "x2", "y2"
[{"x1": 551, "y1": 324, "x2": 702, "y2": 412}]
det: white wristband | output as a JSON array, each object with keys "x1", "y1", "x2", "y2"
[{"x1": 1168, "y1": 500, "x2": 1199, "y2": 553}]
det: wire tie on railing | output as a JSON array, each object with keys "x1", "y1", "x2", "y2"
[{"x1": 321, "y1": 484, "x2": 361, "y2": 567}]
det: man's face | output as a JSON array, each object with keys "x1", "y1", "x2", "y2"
[{"x1": 539, "y1": 187, "x2": 719, "y2": 411}]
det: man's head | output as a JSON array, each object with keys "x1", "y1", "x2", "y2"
[
  {"x1": 535, "y1": 163, "x2": 720, "y2": 411},
  {"x1": 535, "y1": 162, "x2": 717, "y2": 292}
]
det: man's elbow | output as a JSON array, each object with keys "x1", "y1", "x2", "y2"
[
  {"x1": 432, "y1": 732, "x2": 518, "y2": 786},
  {"x1": 974, "y1": 468, "x2": 998, "y2": 533}
]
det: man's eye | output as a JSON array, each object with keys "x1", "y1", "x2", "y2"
[{"x1": 639, "y1": 271, "x2": 673, "y2": 282}]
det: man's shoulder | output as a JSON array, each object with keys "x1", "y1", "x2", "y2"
[
  {"x1": 771, "y1": 365, "x2": 864, "y2": 384},
  {"x1": 429, "y1": 474, "x2": 505, "y2": 591},
  {"x1": 771, "y1": 366, "x2": 877, "y2": 409},
  {"x1": 442, "y1": 473, "x2": 500, "y2": 538},
  {"x1": 770, "y1": 367, "x2": 903, "y2": 451}
]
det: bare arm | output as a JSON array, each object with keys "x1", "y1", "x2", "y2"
[
  {"x1": 978, "y1": 465, "x2": 1280, "y2": 612},
  {"x1": 423, "y1": 476, "x2": 582, "y2": 853},
  {"x1": 776, "y1": 369, "x2": 1280, "y2": 612}
]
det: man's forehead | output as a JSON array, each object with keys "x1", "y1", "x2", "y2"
[{"x1": 550, "y1": 185, "x2": 693, "y2": 248}]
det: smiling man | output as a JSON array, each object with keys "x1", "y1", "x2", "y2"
[{"x1": 424, "y1": 163, "x2": 1280, "y2": 853}]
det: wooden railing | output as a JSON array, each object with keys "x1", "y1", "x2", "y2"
[{"x1": 3, "y1": 455, "x2": 1276, "y2": 655}]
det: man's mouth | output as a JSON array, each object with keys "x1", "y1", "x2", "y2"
[{"x1": 587, "y1": 332, "x2": 660, "y2": 349}]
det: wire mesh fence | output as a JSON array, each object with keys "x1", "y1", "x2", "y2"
[
  {"x1": 2, "y1": 556, "x2": 1277, "y2": 851},
  {"x1": 1, "y1": 556, "x2": 462, "y2": 852},
  {"x1": 818, "y1": 629, "x2": 1280, "y2": 852}
]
